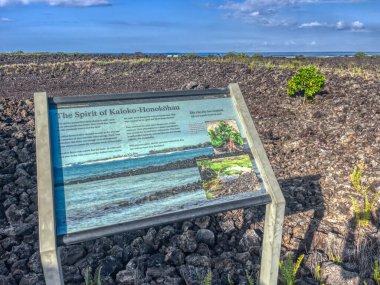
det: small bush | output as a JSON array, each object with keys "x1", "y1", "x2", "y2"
[
  {"x1": 354, "y1": 51, "x2": 367, "y2": 58},
  {"x1": 287, "y1": 65, "x2": 325, "y2": 101},
  {"x1": 279, "y1": 254, "x2": 304, "y2": 285}
]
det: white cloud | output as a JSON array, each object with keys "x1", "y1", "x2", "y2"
[
  {"x1": 310, "y1": 40, "x2": 316, "y2": 45},
  {"x1": 220, "y1": 0, "x2": 364, "y2": 27},
  {"x1": 0, "y1": 17, "x2": 11, "y2": 21},
  {"x1": 220, "y1": 0, "x2": 299, "y2": 26},
  {"x1": 299, "y1": 21, "x2": 324, "y2": 28},
  {"x1": 299, "y1": 20, "x2": 367, "y2": 32},
  {"x1": 336, "y1": 21, "x2": 345, "y2": 29},
  {"x1": 0, "y1": 0, "x2": 109, "y2": 7},
  {"x1": 351, "y1": 20, "x2": 364, "y2": 30}
]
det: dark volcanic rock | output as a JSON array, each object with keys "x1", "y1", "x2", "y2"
[
  {"x1": 0, "y1": 275, "x2": 16, "y2": 285},
  {"x1": 1, "y1": 57, "x2": 380, "y2": 284},
  {"x1": 165, "y1": 247, "x2": 185, "y2": 266},
  {"x1": 194, "y1": 216, "x2": 210, "y2": 229},
  {"x1": 28, "y1": 252, "x2": 42, "y2": 273},
  {"x1": 175, "y1": 231, "x2": 198, "y2": 253},
  {"x1": 61, "y1": 245, "x2": 86, "y2": 266},
  {"x1": 99, "y1": 256, "x2": 122, "y2": 277},
  {"x1": 19, "y1": 273, "x2": 40, "y2": 285},
  {"x1": 5, "y1": 204, "x2": 26, "y2": 224},
  {"x1": 179, "y1": 265, "x2": 207, "y2": 285},
  {"x1": 239, "y1": 229, "x2": 261, "y2": 252},
  {"x1": 196, "y1": 229, "x2": 215, "y2": 247}
]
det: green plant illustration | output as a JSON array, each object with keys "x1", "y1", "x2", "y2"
[
  {"x1": 350, "y1": 162, "x2": 380, "y2": 226},
  {"x1": 197, "y1": 155, "x2": 253, "y2": 198},
  {"x1": 287, "y1": 65, "x2": 326, "y2": 102},
  {"x1": 279, "y1": 254, "x2": 304, "y2": 285},
  {"x1": 208, "y1": 121, "x2": 244, "y2": 152},
  {"x1": 84, "y1": 266, "x2": 102, "y2": 285}
]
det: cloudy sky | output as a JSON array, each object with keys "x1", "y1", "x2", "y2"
[{"x1": 0, "y1": 0, "x2": 379, "y2": 53}]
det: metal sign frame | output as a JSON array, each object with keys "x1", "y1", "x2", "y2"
[{"x1": 35, "y1": 83, "x2": 285, "y2": 285}]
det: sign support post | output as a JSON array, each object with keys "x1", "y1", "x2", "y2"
[
  {"x1": 229, "y1": 84, "x2": 285, "y2": 285},
  {"x1": 35, "y1": 92, "x2": 64, "y2": 285}
]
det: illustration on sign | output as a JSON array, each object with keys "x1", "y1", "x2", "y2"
[{"x1": 49, "y1": 95, "x2": 266, "y2": 235}]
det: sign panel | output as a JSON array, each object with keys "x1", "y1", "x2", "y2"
[
  {"x1": 49, "y1": 90, "x2": 268, "y2": 237},
  {"x1": 36, "y1": 85, "x2": 284, "y2": 285}
]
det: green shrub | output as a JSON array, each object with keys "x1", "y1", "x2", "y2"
[
  {"x1": 295, "y1": 54, "x2": 305, "y2": 59},
  {"x1": 287, "y1": 65, "x2": 325, "y2": 101},
  {"x1": 354, "y1": 51, "x2": 367, "y2": 58},
  {"x1": 279, "y1": 254, "x2": 304, "y2": 285}
]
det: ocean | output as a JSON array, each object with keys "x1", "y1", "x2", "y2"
[
  {"x1": 54, "y1": 147, "x2": 267, "y2": 236},
  {"x1": 55, "y1": 147, "x2": 214, "y2": 235},
  {"x1": 148, "y1": 51, "x2": 380, "y2": 58}
]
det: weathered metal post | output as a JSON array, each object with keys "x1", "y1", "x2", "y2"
[
  {"x1": 229, "y1": 83, "x2": 285, "y2": 285},
  {"x1": 34, "y1": 92, "x2": 64, "y2": 285}
]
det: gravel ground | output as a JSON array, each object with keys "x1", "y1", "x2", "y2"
[{"x1": 0, "y1": 55, "x2": 379, "y2": 285}]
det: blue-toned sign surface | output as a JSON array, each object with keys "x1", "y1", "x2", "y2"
[{"x1": 50, "y1": 94, "x2": 266, "y2": 235}]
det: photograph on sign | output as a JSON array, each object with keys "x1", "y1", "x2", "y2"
[{"x1": 49, "y1": 94, "x2": 266, "y2": 236}]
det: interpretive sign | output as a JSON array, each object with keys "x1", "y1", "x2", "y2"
[{"x1": 35, "y1": 84, "x2": 285, "y2": 285}]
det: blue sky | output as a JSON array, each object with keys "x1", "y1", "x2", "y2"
[{"x1": 0, "y1": 0, "x2": 379, "y2": 53}]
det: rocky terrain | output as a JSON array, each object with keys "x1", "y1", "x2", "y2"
[{"x1": 0, "y1": 54, "x2": 379, "y2": 284}]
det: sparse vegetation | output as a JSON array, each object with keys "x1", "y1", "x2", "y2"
[
  {"x1": 201, "y1": 271, "x2": 212, "y2": 285},
  {"x1": 228, "y1": 273, "x2": 235, "y2": 285},
  {"x1": 374, "y1": 259, "x2": 380, "y2": 285},
  {"x1": 314, "y1": 265, "x2": 322, "y2": 283},
  {"x1": 246, "y1": 270, "x2": 255, "y2": 285},
  {"x1": 84, "y1": 266, "x2": 102, "y2": 285},
  {"x1": 224, "y1": 52, "x2": 250, "y2": 63},
  {"x1": 287, "y1": 65, "x2": 326, "y2": 102},
  {"x1": 350, "y1": 162, "x2": 380, "y2": 226},
  {"x1": 329, "y1": 253, "x2": 341, "y2": 265},
  {"x1": 279, "y1": 254, "x2": 304, "y2": 285}
]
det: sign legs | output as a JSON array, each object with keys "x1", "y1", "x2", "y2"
[
  {"x1": 35, "y1": 92, "x2": 64, "y2": 284},
  {"x1": 41, "y1": 249, "x2": 64, "y2": 285},
  {"x1": 259, "y1": 200, "x2": 285, "y2": 285}
]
